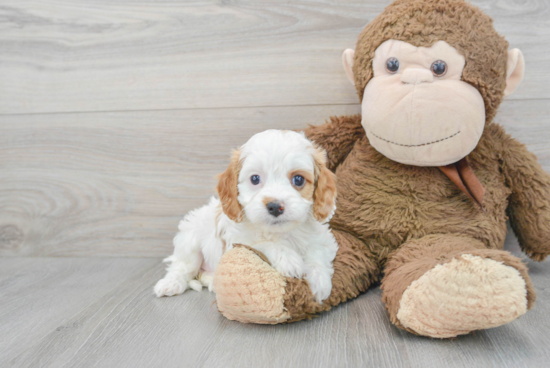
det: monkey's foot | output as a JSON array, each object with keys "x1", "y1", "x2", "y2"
[
  {"x1": 214, "y1": 246, "x2": 291, "y2": 324},
  {"x1": 214, "y1": 231, "x2": 382, "y2": 324},
  {"x1": 396, "y1": 254, "x2": 529, "y2": 338}
]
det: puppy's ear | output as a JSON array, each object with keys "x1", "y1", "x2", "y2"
[
  {"x1": 216, "y1": 149, "x2": 243, "y2": 223},
  {"x1": 312, "y1": 146, "x2": 337, "y2": 222}
]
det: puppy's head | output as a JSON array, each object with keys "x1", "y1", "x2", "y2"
[{"x1": 216, "y1": 130, "x2": 336, "y2": 231}]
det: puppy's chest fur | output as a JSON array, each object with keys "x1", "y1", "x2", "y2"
[{"x1": 218, "y1": 213, "x2": 325, "y2": 257}]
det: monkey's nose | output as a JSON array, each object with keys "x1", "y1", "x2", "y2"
[
  {"x1": 266, "y1": 202, "x2": 284, "y2": 217},
  {"x1": 401, "y1": 68, "x2": 433, "y2": 85}
]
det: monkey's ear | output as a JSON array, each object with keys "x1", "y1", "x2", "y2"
[
  {"x1": 504, "y1": 48, "x2": 525, "y2": 97},
  {"x1": 342, "y1": 49, "x2": 356, "y2": 86}
]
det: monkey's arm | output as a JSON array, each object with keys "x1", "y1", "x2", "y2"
[
  {"x1": 499, "y1": 130, "x2": 550, "y2": 261},
  {"x1": 303, "y1": 114, "x2": 365, "y2": 172}
]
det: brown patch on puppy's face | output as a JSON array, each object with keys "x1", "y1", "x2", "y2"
[
  {"x1": 288, "y1": 170, "x2": 314, "y2": 200},
  {"x1": 262, "y1": 197, "x2": 277, "y2": 206}
]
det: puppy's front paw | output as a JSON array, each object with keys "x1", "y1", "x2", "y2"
[
  {"x1": 154, "y1": 277, "x2": 188, "y2": 297},
  {"x1": 272, "y1": 253, "x2": 304, "y2": 279},
  {"x1": 306, "y1": 267, "x2": 333, "y2": 304},
  {"x1": 254, "y1": 243, "x2": 304, "y2": 278}
]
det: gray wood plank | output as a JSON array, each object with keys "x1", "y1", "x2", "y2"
[
  {"x1": 0, "y1": 0, "x2": 548, "y2": 115},
  {"x1": 0, "y1": 258, "x2": 163, "y2": 367},
  {"x1": 1, "y1": 100, "x2": 549, "y2": 257},
  {"x1": 0, "y1": 254, "x2": 548, "y2": 368},
  {"x1": 0, "y1": 104, "x2": 361, "y2": 257}
]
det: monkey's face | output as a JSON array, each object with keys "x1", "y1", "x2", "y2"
[
  {"x1": 341, "y1": 1, "x2": 525, "y2": 168},
  {"x1": 361, "y1": 40, "x2": 485, "y2": 166}
]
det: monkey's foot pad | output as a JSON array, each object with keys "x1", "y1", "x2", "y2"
[
  {"x1": 214, "y1": 246, "x2": 290, "y2": 324},
  {"x1": 397, "y1": 254, "x2": 528, "y2": 338}
]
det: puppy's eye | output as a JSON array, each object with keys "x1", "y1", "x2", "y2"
[
  {"x1": 386, "y1": 57, "x2": 400, "y2": 74},
  {"x1": 250, "y1": 175, "x2": 260, "y2": 185},
  {"x1": 431, "y1": 60, "x2": 447, "y2": 77},
  {"x1": 292, "y1": 175, "x2": 305, "y2": 187}
]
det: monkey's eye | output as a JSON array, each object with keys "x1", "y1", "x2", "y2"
[
  {"x1": 385, "y1": 57, "x2": 400, "y2": 74},
  {"x1": 431, "y1": 60, "x2": 447, "y2": 77},
  {"x1": 292, "y1": 175, "x2": 305, "y2": 187},
  {"x1": 250, "y1": 175, "x2": 260, "y2": 185}
]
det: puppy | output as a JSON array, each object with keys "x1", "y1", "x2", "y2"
[{"x1": 154, "y1": 130, "x2": 338, "y2": 303}]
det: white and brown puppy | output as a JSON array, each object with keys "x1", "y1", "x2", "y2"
[{"x1": 154, "y1": 130, "x2": 338, "y2": 303}]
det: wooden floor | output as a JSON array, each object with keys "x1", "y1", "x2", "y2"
[
  {"x1": 1, "y1": 1, "x2": 550, "y2": 367},
  {"x1": 1, "y1": 236, "x2": 549, "y2": 368}
]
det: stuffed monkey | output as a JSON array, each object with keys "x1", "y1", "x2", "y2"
[{"x1": 213, "y1": 0, "x2": 550, "y2": 338}]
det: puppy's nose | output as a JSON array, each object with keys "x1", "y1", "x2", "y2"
[{"x1": 266, "y1": 202, "x2": 284, "y2": 217}]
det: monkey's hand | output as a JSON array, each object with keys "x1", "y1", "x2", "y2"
[{"x1": 500, "y1": 130, "x2": 550, "y2": 262}]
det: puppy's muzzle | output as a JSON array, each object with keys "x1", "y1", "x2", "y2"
[{"x1": 266, "y1": 201, "x2": 284, "y2": 217}]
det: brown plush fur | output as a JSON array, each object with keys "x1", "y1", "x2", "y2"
[
  {"x1": 353, "y1": 0, "x2": 509, "y2": 122},
  {"x1": 276, "y1": 115, "x2": 550, "y2": 324},
  {"x1": 306, "y1": 115, "x2": 366, "y2": 172},
  {"x1": 213, "y1": 0, "x2": 550, "y2": 335},
  {"x1": 282, "y1": 229, "x2": 381, "y2": 322}
]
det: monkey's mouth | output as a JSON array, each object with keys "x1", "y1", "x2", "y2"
[{"x1": 369, "y1": 130, "x2": 461, "y2": 148}]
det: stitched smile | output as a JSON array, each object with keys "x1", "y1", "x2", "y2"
[{"x1": 370, "y1": 131, "x2": 461, "y2": 147}]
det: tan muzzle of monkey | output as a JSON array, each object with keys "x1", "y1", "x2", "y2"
[{"x1": 400, "y1": 68, "x2": 433, "y2": 85}]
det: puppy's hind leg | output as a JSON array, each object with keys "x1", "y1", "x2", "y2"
[
  {"x1": 154, "y1": 231, "x2": 203, "y2": 297},
  {"x1": 185, "y1": 271, "x2": 216, "y2": 293},
  {"x1": 199, "y1": 271, "x2": 215, "y2": 292},
  {"x1": 154, "y1": 199, "x2": 217, "y2": 297}
]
